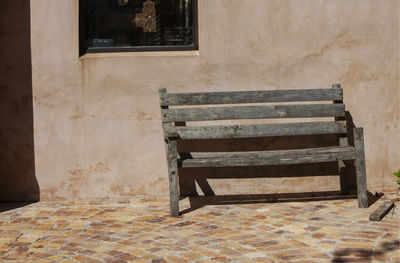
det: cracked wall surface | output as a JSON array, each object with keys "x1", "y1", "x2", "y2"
[{"x1": 30, "y1": 0, "x2": 399, "y2": 200}]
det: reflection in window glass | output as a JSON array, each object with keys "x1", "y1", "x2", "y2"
[{"x1": 80, "y1": 0, "x2": 197, "y2": 54}]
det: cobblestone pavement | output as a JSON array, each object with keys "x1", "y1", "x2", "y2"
[{"x1": 0, "y1": 195, "x2": 399, "y2": 263}]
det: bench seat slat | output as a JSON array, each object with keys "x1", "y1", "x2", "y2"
[
  {"x1": 161, "y1": 89, "x2": 343, "y2": 106},
  {"x1": 162, "y1": 104, "x2": 345, "y2": 122},
  {"x1": 179, "y1": 146, "x2": 356, "y2": 168},
  {"x1": 166, "y1": 121, "x2": 346, "y2": 139}
]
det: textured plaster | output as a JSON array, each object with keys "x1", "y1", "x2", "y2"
[{"x1": 30, "y1": 0, "x2": 399, "y2": 200}]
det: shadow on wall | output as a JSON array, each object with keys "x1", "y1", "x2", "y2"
[
  {"x1": 179, "y1": 134, "x2": 357, "y2": 195},
  {"x1": 177, "y1": 111, "x2": 371, "y2": 214},
  {"x1": 0, "y1": 1, "x2": 39, "y2": 203}
]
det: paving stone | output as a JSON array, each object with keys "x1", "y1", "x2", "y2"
[
  {"x1": 165, "y1": 255, "x2": 190, "y2": 263},
  {"x1": 180, "y1": 251, "x2": 202, "y2": 261},
  {"x1": 270, "y1": 249, "x2": 306, "y2": 261},
  {"x1": 0, "y1": 195, "x2": 398, "y2": 262}
]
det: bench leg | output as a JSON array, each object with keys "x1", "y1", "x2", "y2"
[
  {"x1": 338, "y1": 137, "x2": 350, "y2": 195},
  {"x1": 166, "y1": 139, "x2": 179, "y2": 216},
  {"x1": 353, "y1": 127, "x2": 368, "y2": 208},
  {"x1": 333, "y1": 84, "x2": 353, "y2": 195}
]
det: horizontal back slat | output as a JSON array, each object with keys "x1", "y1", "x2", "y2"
[
  {"x1": 165, "y1": 121, "x2": 346, "y2": 139},
  {"x1": 162, "y1": 104, "x2": 345, "y2": 122},
  {"x1": 160, "y1": 88, "x2": 343, "y2": 106},
  {"x1": 179, "y1": 146, "x2": 356, "y2": 167},
  {"x1": 185, "y1": 146, "x2": 355, "y2": 159}
]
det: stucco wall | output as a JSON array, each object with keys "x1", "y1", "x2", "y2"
[{"x1": 30, "y1": 0, "x2": 399, "y2": 200}]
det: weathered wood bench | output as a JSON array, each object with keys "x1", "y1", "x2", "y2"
[{"x1": 159, "y1": 84, "x2": 368, "y2": 216}]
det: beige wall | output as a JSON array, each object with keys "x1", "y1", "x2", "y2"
[{"x1": 30, "y1": 0, "x2": 399, "y2": 200}]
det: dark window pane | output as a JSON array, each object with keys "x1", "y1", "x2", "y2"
[{"x1": 80, "y1": 0, "x2": 197, "y2": 54}]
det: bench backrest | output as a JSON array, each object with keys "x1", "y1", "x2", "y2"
[{"x1": 159, "y1": 86, "x2": 346, "y2": 139}]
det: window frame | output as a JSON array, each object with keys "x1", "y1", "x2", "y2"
[{"x1": 79, "y1": 0, "x2": 199, "y2": 55}]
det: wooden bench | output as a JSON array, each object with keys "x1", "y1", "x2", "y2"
[{"x1": 159, "y1": 84, "x2": 368, "y2": 216}]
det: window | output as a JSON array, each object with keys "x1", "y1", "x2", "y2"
[{"x1": 79, "y1": 0, "x2": 198, "y2": 55}]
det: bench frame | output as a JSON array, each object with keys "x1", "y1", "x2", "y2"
[{"x1": 159, "y1": 84, "x2": 368, "y2": 216}]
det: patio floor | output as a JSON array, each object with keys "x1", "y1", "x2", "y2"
[{"x1": 0, "y1": 194, "x2": 399, "y2": 263}]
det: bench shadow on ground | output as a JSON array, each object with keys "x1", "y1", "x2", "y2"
[
  {"x1": 177, "y1": 125, "x2": 380, "y2": 215},
  {"x1": 180, "y1": 191, "x2": 381, "y2": 215},
  {"x1": 332, "y1": 240, "x2": 400, "y2": 263}
]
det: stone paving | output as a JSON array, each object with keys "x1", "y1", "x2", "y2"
[{"x1": 0, "y1": 194, "x2": 399, "y2": 263}]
